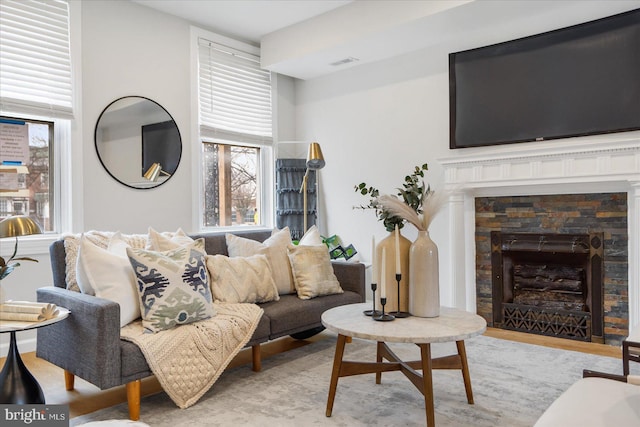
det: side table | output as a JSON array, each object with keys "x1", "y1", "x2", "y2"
[{"x1": 0, "y1": 307, "x2": 70, "y2": 404}]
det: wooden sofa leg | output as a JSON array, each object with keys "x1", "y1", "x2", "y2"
[
  {"x1": 64, "y1": 370, "x2": 75, "y2": 391},
  {"x1": 126, "y1": 380, "x2": 141, "y2": 421},
  {"x1": 252, "y1": 344, "x2": 261, "y2": 372}
]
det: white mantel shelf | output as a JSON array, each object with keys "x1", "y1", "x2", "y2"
[{"x1": 438, "y1": 132, "x2": 640, "y2": 332}]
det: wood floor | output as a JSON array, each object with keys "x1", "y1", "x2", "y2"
[{"x1": 1, "y1": 328, "x2": 623, "y2": 420}]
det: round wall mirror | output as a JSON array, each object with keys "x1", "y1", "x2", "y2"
[{"x1": 95, "y1": 96, "x2": 182, "y2": 189}]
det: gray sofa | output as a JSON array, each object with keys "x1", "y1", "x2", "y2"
[{"x1": 36, "y1": 229, "x2": 365, "y2": 419}]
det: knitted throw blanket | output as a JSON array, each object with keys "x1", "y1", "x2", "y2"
[{"x1": 120, "y1": 303, "x2": 263, "y2": 409}]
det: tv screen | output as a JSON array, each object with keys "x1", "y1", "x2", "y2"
[
  {"x1": 449, "y1": 9, "x2": 640, "y2": 149},
  {"x1": 141, "y1": 120, "x2": 181, "y2": 176}
]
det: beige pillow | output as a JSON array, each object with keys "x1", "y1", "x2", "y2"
[
  {"x1": 226, "y1": 228, "x2": 295, "y2": 295},
  {"x1": 206, "y1": 254, "x2": 279, "y2": 304},
  {"x1": 76, "y1": 232, "x2": 141, "y2": 327},
  {"x1": 287, "y1": 244, "x2": 343, "y2": 300},
  {"x1": 299, "y1": 225, "x2": 324, "y2": 246},
  {"x1": 146, "y1": 227, "x2": 194, "y2": 251}
]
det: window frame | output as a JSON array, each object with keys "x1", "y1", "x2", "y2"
[{"x1": 190, "y1": 26, "x2": 274, "y2": 232}]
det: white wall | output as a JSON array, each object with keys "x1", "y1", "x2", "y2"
[
  {"x1": 295, "y1": 47, "x2": 452, "y2": 299},
  {"x1": 81, "y1": 1, "x2": 193, "y2": 233}
]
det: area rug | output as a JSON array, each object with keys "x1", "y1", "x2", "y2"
[{"x1": 71, "y1": 334, "x2": 635, "y2": 426}]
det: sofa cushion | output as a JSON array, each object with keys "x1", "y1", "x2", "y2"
[
  {"x1": 287, "y1": 244, "x2": 343, "y2": 300},
  {"x1": 298, "y1": 225, "x2": 324, "y2": 246},
  {"x1": 207, "y1": 254, "x2": 279, "y2": 304},
  {"x1": 76, "y1": 233, "x2": 141, "y2": 327},
  {"x1": 226, "y1": 228, "x2": 295, "y2": 295},
  {"x1": 127, "y1": 239, "x2": 215, "y2": 333},
  {"x1": 146, "y1": 227, "x2": 193, "y2": 251},
  {"x1": 260, "y1": 291, "x2": 362, "y2": 338}
]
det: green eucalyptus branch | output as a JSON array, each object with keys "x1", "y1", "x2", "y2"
[{"x1": 354, "y1": 163, "x2": 429, "y2": 232}]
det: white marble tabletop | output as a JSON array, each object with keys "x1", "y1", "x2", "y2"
[{"x1": 322, "y1": 303, "x2": 487, "y2": 344}]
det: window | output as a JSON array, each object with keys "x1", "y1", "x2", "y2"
[
  {"x1": 0, "y1": 0, "x2": 72, "y2": 232},
  {"x1": 198, "y1": 35, "x2": 272, "y2": 229},
  {"x1": 0, "y1": 117, "x2": 54, "y2": 230}
]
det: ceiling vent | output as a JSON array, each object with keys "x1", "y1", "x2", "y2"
[{"x1": 329, "y1": 57, "x2": 359, "y2": 66}]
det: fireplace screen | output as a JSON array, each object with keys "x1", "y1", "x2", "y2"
[{"x1": 491, "y1": 232, "x2": 604, "y2": 342}]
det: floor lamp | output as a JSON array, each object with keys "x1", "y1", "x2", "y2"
[{"x1": 299, "y1": 142, "x2": 325, "y2": 232}]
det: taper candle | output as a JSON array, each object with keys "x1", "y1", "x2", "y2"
[
  {"x1": 394, "y1": 224, "x2": 401, "y2": 275},
  {"x1": 371, "y1": 236, "x2": 377, "y2": 283},
  {"x1": 380, "y1": 248, "x2": 386, "y2": 298}
]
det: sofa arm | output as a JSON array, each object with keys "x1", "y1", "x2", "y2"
[
  {"x1": 37, "y1": 286, "x2": 123, "y2": 389},
  {"x1": 332, "y1": 261, "x2": 366, "y2": 302}
]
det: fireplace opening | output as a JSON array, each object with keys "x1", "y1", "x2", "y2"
[{"x1": 491, "y1": 232, "x2": 604, "y2": 343}]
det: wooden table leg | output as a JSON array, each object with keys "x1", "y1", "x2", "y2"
[
  {"x1": 456, "y1": 340, "x2": 474, "y2": 404},
  {"x1": 375, "y1": 341, "x2": 383, "y2": 384},
  {"x1": 326, "y1": 334, "x2": 348, "y2": 417},
  {"x1": 419, "y1": 343, "x2": 435, "y2": 427}
]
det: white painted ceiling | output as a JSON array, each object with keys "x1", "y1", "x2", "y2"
[
  {"x1": 131, "y1": 0, "x2": 640, "y2": 80},
  {"x1": 130, "y1": 0, "x2": 353, "y2": 44}
]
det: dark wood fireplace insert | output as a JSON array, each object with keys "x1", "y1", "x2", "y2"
[{"x1": 491, "y1": 232, "x2": 604, "y2": 343}]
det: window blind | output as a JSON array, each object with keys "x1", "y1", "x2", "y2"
[
  {"x1": 198, "y1": 38, "x2": 272, "y2": 145},
  {"x1": 0, "y1": 0, "x2": 73, "y2": 118}
]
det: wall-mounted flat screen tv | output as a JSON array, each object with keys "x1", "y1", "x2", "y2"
[{"x1": 449, "y1": 8, "x2": 640, "y2": 149}]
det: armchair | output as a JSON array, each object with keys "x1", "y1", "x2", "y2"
[
  {"x1": 623, "y1": 326, "x2": 640, "y2": 376},
  {"x1": 535, "y1": 370, "x2": 640, "y2": 426}
]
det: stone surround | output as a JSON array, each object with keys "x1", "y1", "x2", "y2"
[
  {"x1": 439, "y1": 133, "x2": 640, "y2": 343},
  {"x1": 475, "y1": 193, "x2": 628, "y2": 345}
]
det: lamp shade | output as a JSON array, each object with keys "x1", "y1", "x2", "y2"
[
  {"x1": 143, "y1": 163, "x2": 162, "y2": 182},
  {"x1": 0, "y1": 215, "x2": 42, "y2": 238},
  {"x1": 306, "y1": 142, "x2": 325, "y2": 169}
]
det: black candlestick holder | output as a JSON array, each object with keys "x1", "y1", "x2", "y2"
[
  {"x1": 389, "y1": 273, "x2": 411, "y2": 318},
  {"x1": 373, "y1": 297, "x2": 395, "y2": 321},
  {"x1": 363, "y1": 283, "x2": 382, "y2": 316}
]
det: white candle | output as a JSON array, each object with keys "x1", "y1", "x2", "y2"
[
  {"x1": 380, "y1": 248, "x2": 386, "y2": 299},
  {"x1": 394, "y1": 224, "x2": 401, "y2": 275},
  {"x1": 371, "y1": 236, "x2": 377, "y2": 284}
]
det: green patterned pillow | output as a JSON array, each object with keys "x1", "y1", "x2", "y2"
[{"x1": 126, "y1": 239, "x2": 215, "y2": 333}]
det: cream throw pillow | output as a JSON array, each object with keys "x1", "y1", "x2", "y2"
[
  {"x1": 298, "y1": 225, "x2": 324, "y2": 246},
  {"x1": 146, "y1": 227, "x2": 194, "y2": 251},
  {"x1": 287, "y1": 244, "x2": 343, "y2": 300},
  {"x1": 225, "y1": 228, "x2": 295, "y2": 295},
  {"x1": 127, "y1": 239, "x2": 215, "y2": 333},
  {"x1": 76, "y1": 232, "x2": 141, "y2": 327},
  {"x1": 206, "y1": 254, "x2": 279, "y2": 304}
]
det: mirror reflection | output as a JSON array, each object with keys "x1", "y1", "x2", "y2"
[{"x1": 95, "y1": 96, "x2": 182, "y2": 189}]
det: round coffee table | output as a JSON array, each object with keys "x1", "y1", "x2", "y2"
[{"x1": 321, "y1": 303, "x2": 487, "y2": 427}]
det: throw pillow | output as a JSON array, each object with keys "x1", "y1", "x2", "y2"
[
  {"x1": 206, "y1": 254, "x2": 279, "y2": 304},
  {"x1": 298, "y1": 225, "x2": 324, "y2": 246},
  {"x1": 76, "y1": 232, "x2": 141, "y2": 327},
  {"x1": 287, "y1": 244, "x2": 343, "y2": 300},
  {"x1": 126, "y1": 239, "x2": 215, "y2": 333},
  {"x1": 226, "y1": 227, "x2": 295, "y2": 295},
  {"x1": 146, "y1": 227, "x2": 194, "y2": 251}
]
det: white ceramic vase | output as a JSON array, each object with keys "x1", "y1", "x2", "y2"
[{"x1": 409, "y1": 230, "x2": 439, "y2": 317}]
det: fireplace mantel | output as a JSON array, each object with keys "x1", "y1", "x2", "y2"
[{"x1": 438, "y1": 133, "x2": 640, "y2": 330}]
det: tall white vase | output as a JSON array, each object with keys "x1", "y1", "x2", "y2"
[{"x1": 409, "y1": 230, "x2": 439, "y2": 317}]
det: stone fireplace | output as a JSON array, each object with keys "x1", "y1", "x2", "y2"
[{"x1": 439, "y1": 134, "x2": 640, "y2": 346}]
